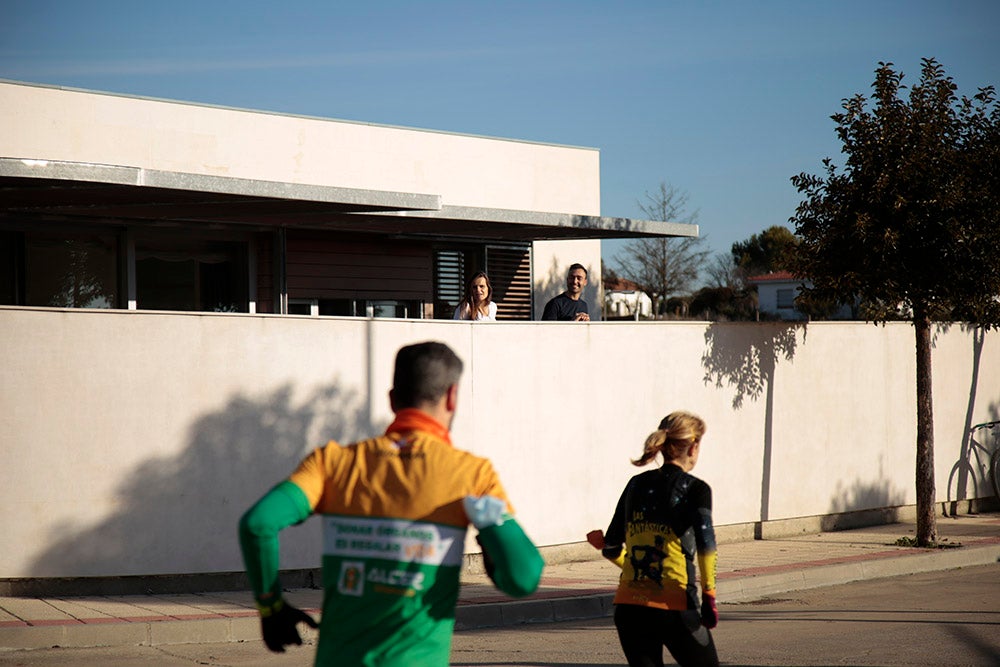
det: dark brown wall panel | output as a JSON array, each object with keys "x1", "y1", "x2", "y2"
[{"x1": 285, "y1": 232, "x2": 432, "y2": 300}]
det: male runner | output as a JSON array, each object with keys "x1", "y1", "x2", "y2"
[{"x1": 239, "y1": 341, "x2": 543, "y2": 666}]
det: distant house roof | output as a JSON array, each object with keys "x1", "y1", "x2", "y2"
[
  {"x1": 746, "y1": 270, "x2": 798, "y2": 283},
  {"x1": 605, "y1": 277, "x2": 645, "y2": 292}
]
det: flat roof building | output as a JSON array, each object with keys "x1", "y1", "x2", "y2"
[{"x1": 0, "y1": 80, "x2": 696, "y2": 320}]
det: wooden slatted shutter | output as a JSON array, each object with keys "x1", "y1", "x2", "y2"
[
  {"x1": 285, "y1": 232, "x2": 432, "y2": 301},
  {"x1": 486, "y1": 245, "x2": 532, "y2": 320}
]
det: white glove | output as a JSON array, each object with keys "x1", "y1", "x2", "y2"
[{"x1": 463, "y1": 495, "x2": 507, "y2": 529}]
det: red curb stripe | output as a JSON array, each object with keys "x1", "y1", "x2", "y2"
[
  {"x1": 27, "y1": 619, "x2": 84, "y2": 626},
  {"x1": 541, "y1": 577, "x2": 600, "y2": 585},
  {"x1": 530, "y1": 588, "x2": 613, "y2": 600},
  {"x1": 719, "y1": 550, "x2": 915, "y2": 577},
  {"x1": 79, "y1": 617, "x2": 123, "y2": 624},
  {"x1": 120, "y1": 615, "x2": 174, "y2": 623},
  {"x1": 0, "y1": 620, "x2": 30, "y2": 627}
]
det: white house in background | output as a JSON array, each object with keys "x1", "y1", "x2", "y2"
[
  {"x1": 749, "y1": 271, "x2": 804, "y2": 320},
  {"x1": 748, "y1": 270, "x2": 855, "y2": 320},
  {"x1": 603, "y1": 277, "x2": 652, "y2": 319}
]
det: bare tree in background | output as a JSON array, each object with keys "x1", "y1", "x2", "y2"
[
  {"x1": 705, "y1": 252, "x2": 742, "y2": 290},
  {"x1": 614, "y1": 182, "x2": 708, "y2": 316}
]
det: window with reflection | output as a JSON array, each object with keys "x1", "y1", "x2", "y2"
[
  {"x1": 135, "y1": 237, "x2": 248, "y2": 312},
  {"x1": 0, "y1": 231, "x2": 18, "y2": 305},
  {"x1": 23, "y1": 231, "x2": 119, "y2": 308}
]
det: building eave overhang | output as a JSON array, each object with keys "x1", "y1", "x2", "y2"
[
  {"x1": 349, "y1": 206, "x2": 697, "y2": 241},
  {"x1": 0, "y1": 157, "x2": 698, "y2": 242}
]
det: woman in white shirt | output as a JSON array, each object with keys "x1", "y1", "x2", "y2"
[{"x1": 453, "y1": 272, "x2": 497, "y2": 321}]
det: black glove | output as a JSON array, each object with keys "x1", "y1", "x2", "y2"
[{"x1": 260, "y1": 600, "x2": 318, "y2": 653}]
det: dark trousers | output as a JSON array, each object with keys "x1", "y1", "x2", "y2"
[{"x1": 614, "y1": 603, "x2": 719, "y2": 667}]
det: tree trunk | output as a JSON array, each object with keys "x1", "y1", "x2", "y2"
[{"x1": 914, "y1": 311, "x2": 937, "y2": 546}]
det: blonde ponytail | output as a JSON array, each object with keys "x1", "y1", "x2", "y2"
[
  {"x1": 632, "y1": 430, "x2": 666, "y2": 466},
  {"x1": 631, "y1": 411, "x2": 706, "y2": 467}
]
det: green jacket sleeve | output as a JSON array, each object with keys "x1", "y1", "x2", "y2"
[
  {"x1": 476, "y1": 518, "x2": 544, "y2": 598},
  {"x1": 238, "y1": 480, "x2": 312, "y2": 605}
]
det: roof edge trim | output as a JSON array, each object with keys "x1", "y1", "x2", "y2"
[
  {"x1": 358, "y1": 205, "x2": 699, "y2": 239},
  {"x1": 0, "y1": 156, "x2": 441, "y2": 212}
]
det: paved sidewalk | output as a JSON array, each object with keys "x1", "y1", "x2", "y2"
[{"x1": 1, "y1": 514, "x2": 998, "y2": 651}]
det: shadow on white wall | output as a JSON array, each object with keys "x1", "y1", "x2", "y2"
[{"x1": 29, "y1": 381, "x2": 373, "y2": 587}]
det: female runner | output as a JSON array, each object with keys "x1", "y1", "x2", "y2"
[{"x1": 588, "y1": 411, "x2": 719, "y2": 667}]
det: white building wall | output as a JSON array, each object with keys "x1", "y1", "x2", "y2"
[
  {"x1": 756, "y1": 283, "x2": 780, "y2": 314},
  {"x1": 756, "y1": 281, "x2": 802, "y2": 320},
  {"x1": 755, "y1": 280, "x2": 854, "y2": 320},
  {"x1": 0, "y1": 81, "x2": 601, "y2": 215},
  {"x1": 2, "y1": 307, "x2": 998, "y2": 579}
]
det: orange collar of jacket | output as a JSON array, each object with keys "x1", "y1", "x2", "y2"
[{"x1": 385, "y1": 408, "x2": 452, "y2": 446}]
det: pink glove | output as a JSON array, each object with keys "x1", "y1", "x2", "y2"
[
  {"x1": 700, "y1": 591, "x2": 718, "y2": 629},
  {"x1": 586, "y1": 529, "x2": 605, "y2": 550}
]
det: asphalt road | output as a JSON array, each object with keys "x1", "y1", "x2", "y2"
[
  {"x1": 1, "y1": 563, "x2": 997, "y2": 666},
  {"x1": 451, "y1": 563, "x2": 1000, "y2": 667}
]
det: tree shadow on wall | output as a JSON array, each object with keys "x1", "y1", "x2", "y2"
[
  {"x1": 701, "y1": 322, "x2": 800, "y2": 410},
  {"x1": 29, "y1": 381, "x2": 372, "y2": 594},
  {"x1": 824, "y1": 461, "x2": 908, "y2": 531},
  {"x1": 701, "y1": 322, "x2": 801, "y2": 525},
  {"x1": 947, "y1": 326, "x2": 1000, "y2": 515}
]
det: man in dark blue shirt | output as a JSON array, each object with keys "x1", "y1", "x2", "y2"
[{"x1": 541, "y1": 263, "x2": 590, "y2": 321}]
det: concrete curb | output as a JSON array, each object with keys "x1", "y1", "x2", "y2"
[
  {"x1": 455, "y1": 593, "x2": 614, "y2": 631},
  {"x1": 0, "y1": 615, "x2": 264, "y2": 652},
  {"x1": 722, "y1": 542, "x2": 1000, "y2": 603}
]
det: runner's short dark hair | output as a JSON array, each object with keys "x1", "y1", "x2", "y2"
[
  {"x1": 568, "y1": 263, "x2": 588, "y2": 277},
  {"x1": 392, "y1": 342, "x2": 463, "y2": 408}
]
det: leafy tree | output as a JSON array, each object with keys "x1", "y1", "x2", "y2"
[
  {"x1": 790, "y1": 59, "x2": 1000, "y2": 546},
  {"x1": 615, "y1": 182, "x2": 708, "y2": 316},
  {"x1": 731, "y1": 225, "x2": 800, "y2": 278},
  {"x1": 688, "y1": 286, "x2": 757, "y2": 321}
]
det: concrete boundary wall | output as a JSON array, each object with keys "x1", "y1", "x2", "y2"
[{"x1": 2, "y1": 307, "x2": 998, "y2": 582}]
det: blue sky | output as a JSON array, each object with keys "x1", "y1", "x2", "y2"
[{"x1": 3, "y1": 1, "x2": 998, "y2": 271}]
